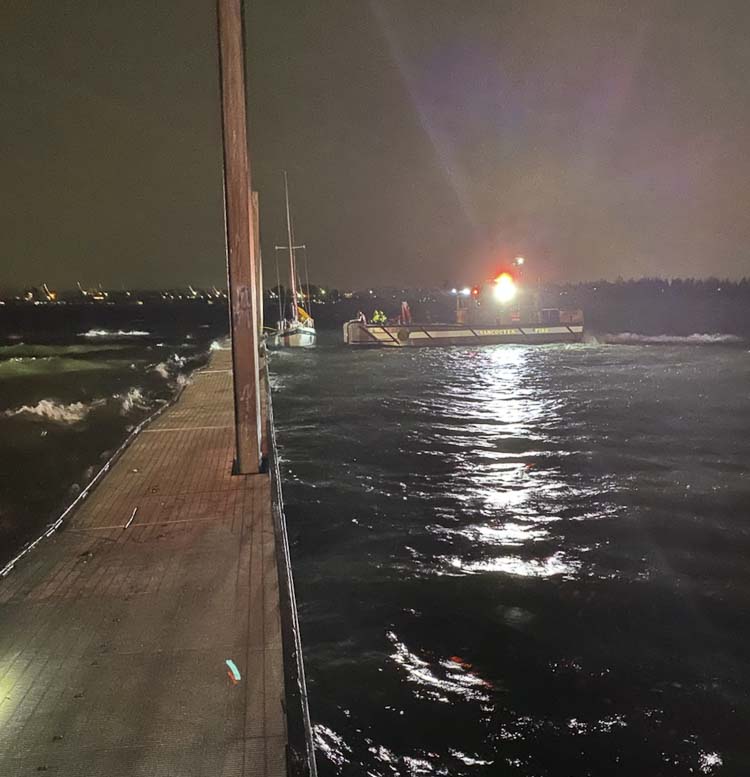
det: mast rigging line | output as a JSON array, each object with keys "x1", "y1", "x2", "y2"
[
  {"x1": 274, "y1": 247, "x2": 283, "y2": 324},
  {"x1": 274, "y1": 244, "x2": 306, "y2": 317},
  {"x1": 289, "y1": 204, "x2": 307, "y2": 317},
  {"x1": 283, "y1": 170, "x2": 298, "y2": 322},
  {"x1": 302, "y1": 245, "x2": 312, "y2": 321}
]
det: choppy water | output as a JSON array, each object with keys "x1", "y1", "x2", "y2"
[
  {"x1": 0, "y1": 330, "x2": 218, "y2": 567},
  {"x1": 271, "y1": 336, "x2": 750, "y2": 776}
]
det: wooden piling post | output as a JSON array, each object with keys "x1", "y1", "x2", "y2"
[
  {"x1": 252, "y1": 191, "x2": 264, "y2": 339},
  {"x1": 216, "y1": 0, "x2": 262, "y2": 473},
  {"x1": 252, "y1": 190, "x2": 269, "y2": 461}
]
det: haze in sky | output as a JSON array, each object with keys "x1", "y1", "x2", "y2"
[{"x1": 2, "y1": 0, "x2": 749, "y2": 290}]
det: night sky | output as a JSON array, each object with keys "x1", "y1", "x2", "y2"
[{"x1": 2, "y1": 0, "x2": 749, "y2": 290}]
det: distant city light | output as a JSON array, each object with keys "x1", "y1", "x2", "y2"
[
  {"x1": 461, "y1": 287, "x2": 471, "y2": 296},
  {"x1": 514, "y1": 256, "x2": 525, "y2": 266}
]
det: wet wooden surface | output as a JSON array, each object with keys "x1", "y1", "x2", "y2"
[{"x1": 0, "y1": 348, "x2": 286, "y2": 776}]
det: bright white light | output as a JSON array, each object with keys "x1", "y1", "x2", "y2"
[
  {"x1": 493, "y1": 274, "x2": 516, "y2": 303},
  {"x1": 461, "y1": 287, "x2": 471, "y2": 296},
  {"x1": 451, "y1": 288, "x2": 457, "y2": 294},
  {"x1": 514, "y1": 256, "x2": 525, "y2": 266}
]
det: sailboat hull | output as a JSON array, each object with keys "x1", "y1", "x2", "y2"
[{"x1": 269, "y1": 325, "x2": 316, "y2": 348}]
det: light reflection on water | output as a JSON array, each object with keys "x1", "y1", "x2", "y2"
[
  {"x1": 430, "y1": 348, "x2": 592, "y2": 583},
  {"x1": 447, "y1": 551, "x2": 579, "y2": 578},
  {"x1": 456, "y1": 522, "x2": 549, "y2": 546}
]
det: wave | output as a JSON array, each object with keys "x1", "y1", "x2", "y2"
[
  {"x1": 81, "y1": 329, "x2": 150, "y2": 338},
  {"x1": 0, "y1": 356, "x2": 122, "y2": 379},
  {"x1": 116, "y1": 387, "x2": 150, "y2": 414},
  {"x1": 152, "y1": 353, "x2": 188, "y2": 380},
  {"x1": 0, "y1": 343, "x2": 128, "y2": 358},
  {"x1": 1, "y1": 398, "x2": 105, "y2": 424},
  {"x1": 210, "y1": 339, "x2": 229, "y2": 351},
  {"x1": 601, "y1": 332, "x2": 743, "y2": 345},
  {"x1": 3, "y1": 386, "x2": 155, "y2": 423}
]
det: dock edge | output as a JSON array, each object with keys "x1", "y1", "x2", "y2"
[{"x1": 264, "y1": 362, "x2": 318, "y2": 777}]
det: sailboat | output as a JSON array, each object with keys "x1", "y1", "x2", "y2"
[{"x1": 269, "y1": 171, "x2": 316, "y2": 347}]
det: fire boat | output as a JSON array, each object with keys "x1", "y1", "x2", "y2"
[{"x1": 343, "y1": 260, "x2": 584, "y2": 348}]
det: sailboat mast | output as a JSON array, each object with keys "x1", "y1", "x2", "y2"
[{"x1": 283, "y1": 171, "x2": 298, "y2": 321}]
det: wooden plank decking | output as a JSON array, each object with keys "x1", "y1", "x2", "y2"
[{"x1": 0, "y1": 348, "x2": 286, "y2": 776}]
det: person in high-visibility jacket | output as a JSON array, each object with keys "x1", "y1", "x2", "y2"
[{"x1": 372, "y1": 309, "x2": 386, "y2": 324}]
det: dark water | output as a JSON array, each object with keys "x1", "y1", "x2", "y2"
[
  {"x1": 0, "y1": 328, "x2": 219, "y2": 567},
  {"x1": 271, "y1": 336, "x2": 750, "y2": 776}
]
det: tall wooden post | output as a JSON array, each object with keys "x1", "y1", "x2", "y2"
[
  {"x1": 251, "y1": 191, "x2": 263, "y2": 338},
  {"x1": 252, "y1": 190, "x2": 269, "y2": 460},
  {"x1": 216, "y1": 0, "x2": 262, "y2": 474}
]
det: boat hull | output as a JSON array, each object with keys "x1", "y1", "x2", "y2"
[
  {"x1": 270, "y1": 325, "x2": 316, "y2": 348},
  {"x1": 343, "y1": 321, "x2": 584, "y2": 347}
]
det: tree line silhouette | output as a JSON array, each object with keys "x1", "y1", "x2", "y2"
[{"x1": 554, "y1": 277, "x2": 750, "y2": 335}]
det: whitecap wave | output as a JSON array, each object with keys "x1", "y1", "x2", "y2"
[
  {"x1": 81, "y1": 329, "x2": 150, "y2": 338},
  {"x1": 2, "y1": 398, "x2": 104, "y2": 424},
  {"x1": 604, "y1": 332, "x2": 742, "y2": 345},
  {"x1": 152, "y1": 354, "x2": 187, "y2": 380},
  {"x1": 210, "y1": 339, "x2": 229, "y2": 351},
  {"x1": 117, "y1": 387, "x2": 150, "y2": 414}
]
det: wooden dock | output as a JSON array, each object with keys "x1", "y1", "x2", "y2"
[{"x1": 0, "y1": 348, "x2": 301, "y2": 776}]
